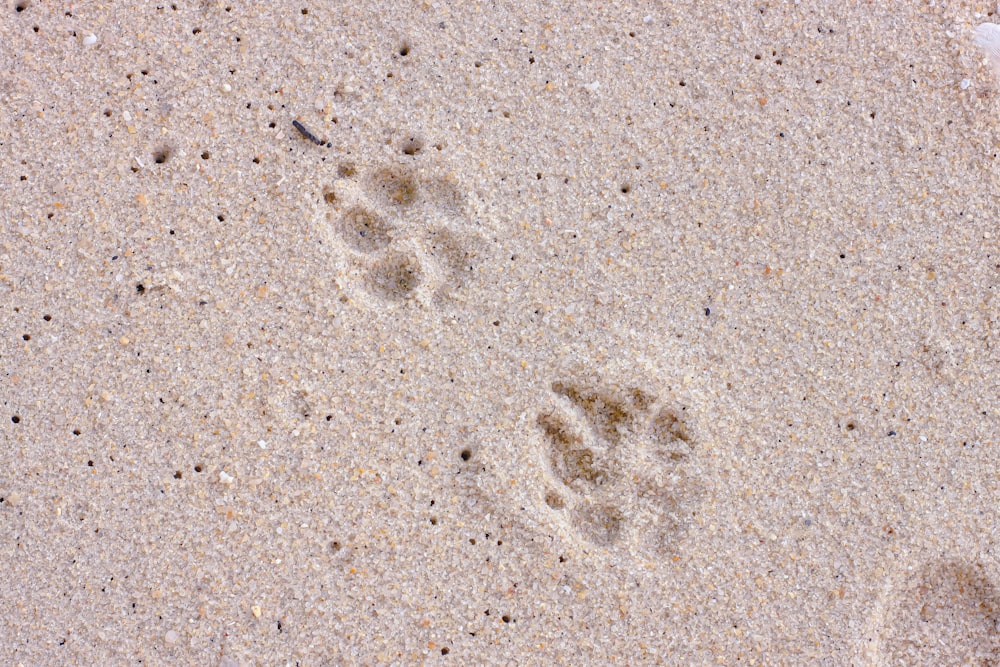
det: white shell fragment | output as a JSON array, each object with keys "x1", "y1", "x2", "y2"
[
  {"x1": 973, "y1": 23, "x2": 1000, "y2": 81},
  {"x1": 82, "y1": 33, "x2": 97, "y2": 46}
]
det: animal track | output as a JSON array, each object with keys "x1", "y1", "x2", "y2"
[
  {"x1": 323, "y1": 156, "x2": 484, "y2": 308},
  {"x1": 872, "y1": 558, "x2": 1000, "y2": 666},
  {"x1": 338, "y1": 206, "x2": 394, "y2": 254},
  {"x1": 534, "y1": 380, "x2": 699, "y2": 553},
  {"x1": 366, "y1": 250, "x2": 423, "y2": 303}
]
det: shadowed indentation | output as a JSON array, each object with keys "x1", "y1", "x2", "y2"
[
  {"x1": 338, "y1": 206, "x2": 393, "y2": 254},
  {"x1": 364, "y1": 251, "x2": 422, "y2": 302},
  {"x1": 369, "y1": 166, "x2": 420, "y2": 208},
  {"x1": 881, "y1": 559, "x2": 1000, "y2": 666},
  {"x1": 536, "y1": 413, "x2": 608, "y2": 489},
  {"x1": 551, "y1": 382, "x2": 633, "y2": 445},
  {"x1": 572, "y1": 503, "x2": 624, "y2": 545}
]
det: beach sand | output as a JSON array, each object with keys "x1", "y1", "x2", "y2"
[{"x1": 1, "y1": 1, "x2": 998, "y2": 664}]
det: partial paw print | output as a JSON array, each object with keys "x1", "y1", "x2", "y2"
[
  {"x1": 534, "y1": 380, "x2": 699, "y2": 554},
  {"x1": 322, "y1": 154, "x2": 484, "y2": 309},
  {"x1": 869, "y1": 558, "x2": 1000, "y2": 666}
]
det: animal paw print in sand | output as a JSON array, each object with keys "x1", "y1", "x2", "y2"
[
  {"x1": 535, "y1": 381, "x2": 699, "y2": 554},
  {"x1": 870, "y1": 558, "x2": 1000, "y2": 665},
  {"x1": 324, "y1": 160, "x2": 482, "y2": 308}
]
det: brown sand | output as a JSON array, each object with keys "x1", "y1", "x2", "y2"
[{"x1": 1, "y1": 1, "x2": 999, "y2": 664}]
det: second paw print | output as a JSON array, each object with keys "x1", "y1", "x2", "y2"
[
  {"x1": 535, "y1": 380, "x2": 702, "y2": 556},
  {"x1": 323, "y1": 157, "x2": 484, "y2": 309}
]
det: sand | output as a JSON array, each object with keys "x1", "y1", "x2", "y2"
[{"x1": 1, "y1": 1, "x2": 998, "y2": 664}]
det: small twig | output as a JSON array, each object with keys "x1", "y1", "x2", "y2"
[{"x1": 292, "y1": 119, "x2": 329, "y2": 147}]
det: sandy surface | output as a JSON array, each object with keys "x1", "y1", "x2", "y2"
[{"x1": 2, "y1": 1, "x2": 999, "y2": 664}]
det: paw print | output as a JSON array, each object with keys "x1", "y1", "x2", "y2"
[
  {"x1": 870, "y1": 558, "x2": 1000, "y2": 665},
  {"x1": 322, "y1": 155, "x2": 484, "y2": 309},
  {"x1": 535, "y1": 381, "x2": 699, "y2": 554}
]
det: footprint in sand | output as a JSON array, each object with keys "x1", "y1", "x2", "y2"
[
  {"x1": 532, "y1": 378, "x2": 701, "y2": 555},
  {"x1": 870, "y1": 557, "x2": 1000, "y2": 665},
  {"x1": 321, "y1": 142, "x2": 485, "y2": 310}
]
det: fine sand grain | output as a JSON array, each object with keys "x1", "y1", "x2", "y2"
[{"x1": 1, "y1": 1, "x2": 998, "y2": 664}]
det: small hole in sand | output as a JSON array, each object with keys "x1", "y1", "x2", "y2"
[
  {"x1": 402, "y1": 137, "x2": 424, "y2": 155},
  {"x1": 544, "y1": 491, "x2": 565, "y2": 510}
]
